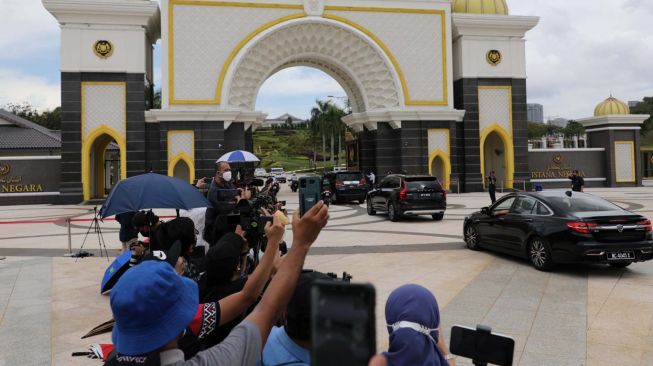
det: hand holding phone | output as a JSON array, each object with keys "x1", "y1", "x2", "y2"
[
  {"x1": 311, "y1": 281, "x2": 376, "y2": 366},
  {"x1": 449, "y1": 325, "x2": 515, "y2": 366}
]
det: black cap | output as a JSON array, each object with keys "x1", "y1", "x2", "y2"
[{"x1": 206, "y1": 233, "x2": 244, "y2": 261}]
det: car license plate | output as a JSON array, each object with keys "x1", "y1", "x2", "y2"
[
  {"x1": 607, "y1": 251, "x2": 635, "y2": 260},
  {"x1": 420, "y1": 193, "x2": 432, "y2": 198}
]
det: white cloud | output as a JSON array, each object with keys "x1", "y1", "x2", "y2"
[
  {"x1": 511, "y1": 0, "x2": 653, "y2": 119},
  {"x1": 0, "y1": 68, "x2": 60, "y2": 111},
  {"x1": 257, "y1": 67, "x2": 345, "y2": 97},
  {"x1": 0, "y1": 0, "x2": 60, "y2": 59}
]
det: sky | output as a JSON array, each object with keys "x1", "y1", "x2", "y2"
[{"x1": 0, "y1": 0, "x2": 651, "y2": 120}]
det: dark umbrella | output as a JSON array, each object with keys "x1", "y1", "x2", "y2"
[
  {"x1": 100, "y1": 250, "x2": 131, "y2": 295},
  {"x1": 99, "y1": 172, "x2": 210, "y2": 218}
]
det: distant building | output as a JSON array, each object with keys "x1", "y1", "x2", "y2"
[
  {"x1": 261, "y1": 113, "x2": 307, "y2": 128},
  {"x1": 548, "y1": 117, "x2": 568, "y2": 128},
  {"x1": 527, "y1": 103, "x2": 544, "y2": 123}
]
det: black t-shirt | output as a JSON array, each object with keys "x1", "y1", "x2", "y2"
[
  {"x1": 570, "y1": 175, "x2": 584, "y2": 191},
  {"x1": 200, "y1": 277, "x2": 248, "y2": 347}
]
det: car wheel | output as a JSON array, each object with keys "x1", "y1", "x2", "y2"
[
  {"x1": 432, "y1": 213, "x2": 444, "y2": 221},
  {"x1": 359, "y1": 199, "x2": 365, "y2": 204},
  {"x1": 608, "y1": 262, "x2": 632, "y2": 269},
  {"x1": 366, "y1": 199, "x2": 376, "y2": 216},
  {"x1": 464, "y1": 224, "x2": 481, "y2": 250},
  {"x1": 528, "y1": 236, "x2": 554, "y2": 271},
  {"x1": 388, "y1": 202, "x2": 400, "y2": 222}
]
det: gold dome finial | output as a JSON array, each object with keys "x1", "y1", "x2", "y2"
[
  {"x1": 453, "y1": 0, "x2": 509, "y2": 15},
  {"x1": 594, "y1": 95, "x2": 630, "y2": 116}
]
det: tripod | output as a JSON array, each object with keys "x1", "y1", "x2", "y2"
[{"x1": 73, "y1": 206, "x2": 110, "y2": 261}]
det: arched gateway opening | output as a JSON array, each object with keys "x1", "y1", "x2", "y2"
[
  {"x1": 83, "y1": 131, "x2": 125, "y2": 200},
  {"x1": 481, "y1": 129, "x2": 513, "y2": 189},
  {"x1": 222, "y1": 18, "x2": 404, "y2": 114}
]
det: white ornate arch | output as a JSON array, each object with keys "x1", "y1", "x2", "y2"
[{"x1": 222, "y1": 17, "x2": 404, "y2": 113}]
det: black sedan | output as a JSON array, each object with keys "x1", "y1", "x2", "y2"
[{"x1": 463, "y1": 191, "x2": 653, "y2": 271}]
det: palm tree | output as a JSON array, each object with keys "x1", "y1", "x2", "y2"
[{"x1": 309, "y1": 100, "x2": 346, "y2": 168}]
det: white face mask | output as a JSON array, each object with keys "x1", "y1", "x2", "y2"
[{"x1": 222, "y1": 171, "x2": 232, "y2": 182}]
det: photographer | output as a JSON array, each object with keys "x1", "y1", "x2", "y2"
[
  {"x1": 204, "y1": 161, "x2": 251, "y2": 244},
  {"x1": 106, "y1": 202, "x2": 329, "y2": 366}
]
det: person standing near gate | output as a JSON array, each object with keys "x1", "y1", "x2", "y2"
[
  {"x1": 569, "y1": 170, "x2": 585, "y2": 192},
  {"x1": 487, "y1": 171, "x2": 497, "y2": 204}
]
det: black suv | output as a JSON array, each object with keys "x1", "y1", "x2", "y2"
[
  {"x1": 366, "y1": 175, "x2": 447, "y2": 221},
  {"x1": 322, "y1": 171, "x2": 369, "y2": 204}
]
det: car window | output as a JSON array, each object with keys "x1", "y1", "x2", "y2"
[
  {"x1": 337, "y1": 173, "x2": 363, "y2": 181},
  {"x1": 492, "y1": 197, "x2": 516, "y2": 214},
  {"x1": 535, "y1": 202, "x2": 552, "y2": 216},
  {"x1": 406, "y1": 178, "x2": 442, "y2": 191},
  {"x1": 547, "y1": 194, "x2": 622, "y2": 212},
  {"x1": 379, "y1": 178, "x2": 390, "y2": 188},
  {"x1": 511, "y1": 196, "x2": 537, "y2": 215}
]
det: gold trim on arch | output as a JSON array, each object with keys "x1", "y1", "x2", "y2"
[
  {"x1": 478, "y1": 84, "x2": 514, "y2": 189},
  {"x1": 427, "y1": 128, "x2": 451, "y2": 189},
  {"x1": 614, "y1": 141, "x2": 636, "y2": 183},
  {"x1": 324, "y1": 6, "x2": 448, "y2": 106},
  {"x1": 167, "y1": 130, "x2": 196, "y2": 183},
  {"x1": 167, "y1": 0, "x2": 449, "y2": 106},
  {"x1": 81, "y1": 81, "x2": 127, "y2": 201}
]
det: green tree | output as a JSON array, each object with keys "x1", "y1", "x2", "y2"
[
  {"x1": 528, "y1": 121, "x2": 547, "y2": 139},
  {"x1": 562, "y1": 120, "x2": 585, "y2": 137},
  {"x1": 631, "y1": 97, "x2": 653, "y2": 136},
  {"x1": 3, "y1": 102, "x2": 61, "y2": 130},
  {"x1": 284, "y1": 116, "x2": 294, "y2": 129}
]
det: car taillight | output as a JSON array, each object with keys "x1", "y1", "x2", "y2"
[
  {"x1": 567, "y1": 221, "x2": 598, "y2": 234},
  {"x1": 359, "y1": 178, "x2": 367, "y2": 185},
  {"x1": 399, "y1": 181, "x2": 407, "y2": 201},
  {"x1": 335, "y1": 179, "x2": 344, "y2": 187},
  {"x1": 637, "y1": 219, "x2": 652, "y2": 231},
  {"x1": 441, "y1": 189, "x2": 447, "y2": 200}
]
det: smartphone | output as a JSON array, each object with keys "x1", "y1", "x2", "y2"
[
  {"x1": 258, "y1": 216, "x2": 273, "y2": 234},
  {"x1": 299, "y1": 176, "x2": 321, "y2": 216},
  {"x1": 449, "y1": 325, "x2": 515, "y2": 366},
  {"x1": 311, "y1": 281, "x2": 376, "y2": 366}
]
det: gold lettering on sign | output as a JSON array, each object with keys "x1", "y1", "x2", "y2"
[{"x1": 1, "y1": 184, "x2": 44, "y2": 193}]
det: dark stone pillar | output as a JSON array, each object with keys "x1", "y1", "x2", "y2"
[
  {"x1": 145, "y1": 122, "x2": 161, "y2": 173},
  {"x1": 358, "y1": 128, "x2": 377, "y2": 176},
  {"x1": 59, "y1": 72, "x2": 83, "y2": 203},
  {"x1": 454, "y1": 78, "x2": 483, "y2": 192},
  {"x1": 400, "y1": 122, "x2": 422, "y2": 175},
  {"x1": 244, "y1": 127, "x2": 254, "y2": 153},
  {"x1": 224, "y1": 123, "x2": 245, "y2": 152},
  {"x1": 375, "y1": 122, "x2": 401, "y2": 177},
  {"x1": 511, "y1": 79, "x2": 530, "y2": 190},
  {"x1": 125, "y1": 73, "x2": 146, "y2": 177}
]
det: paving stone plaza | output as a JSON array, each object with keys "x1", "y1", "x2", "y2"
[{"x1": 1, "y1": 186, "x2": 652, "y2": 365}]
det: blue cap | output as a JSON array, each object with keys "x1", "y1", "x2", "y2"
[{"x1": 110, "y1": 261, "x2": 199, "y2": 355}]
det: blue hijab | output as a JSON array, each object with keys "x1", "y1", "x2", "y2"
[{"x1": 383, "y1": 284, "x2": 448, "y2": 366}]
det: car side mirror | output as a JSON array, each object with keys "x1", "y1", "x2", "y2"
[{"x1": 481, "y1": 207, "x2": 490, "y2": 215}]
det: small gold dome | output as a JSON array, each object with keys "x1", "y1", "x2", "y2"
[
  {"x1": 594, "y1": 96, "x2": 630, "y2": 116},
  {"x1": 453, "y1": 0, "x2": 509, "y2": 15}
]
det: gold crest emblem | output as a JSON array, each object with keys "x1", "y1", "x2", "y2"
[
  {"x1": 94, "y1": 40, "x2": 113, "y2": 59},
  {"x1": 553, "y1": 154, "x2": 563, "y2": 165},
  {"x1": 486, "y1": 50, "x2": 502, "y2": 66},
  {"x1": 0, "y1": 163, "x2": 10, "y2": 175}
]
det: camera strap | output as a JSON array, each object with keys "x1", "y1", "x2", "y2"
[{"x1": 388, "y1": 321, "x2": 438, "y2": 344}]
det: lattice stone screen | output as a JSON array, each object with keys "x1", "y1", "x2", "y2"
[{"x1": 615, "y1": 142, "x2": 635, "y2": 182}]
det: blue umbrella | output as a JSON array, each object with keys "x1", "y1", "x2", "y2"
[
  {"x1": 99, "y1": 172, "x2": 210, "y2": 218},
  {"x1": 217, "y1": 150, "x2": 260, "y2": 163},
  {"x1": 100, "y1": 250, "x2": 131, "y2": 294}
]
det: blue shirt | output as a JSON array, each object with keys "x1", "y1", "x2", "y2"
[{"x1": 258, "y1": 326, "x2": 310, "y2": 366}]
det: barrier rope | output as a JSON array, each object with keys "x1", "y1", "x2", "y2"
[{"x1": 0, "y1": 215, "x2": 178, "y2": 225}]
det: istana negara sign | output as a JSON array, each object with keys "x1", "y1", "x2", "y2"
[
  {"x1": 530, "y1": 154, "x2": 586, "y2": 179},
  {"x1": 0, "y1": 158, "x2": 60, "y2": 194}
]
